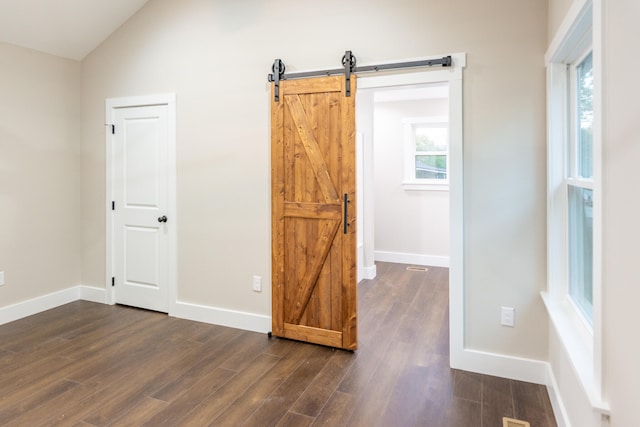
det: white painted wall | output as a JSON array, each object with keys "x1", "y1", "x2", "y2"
[
  {"x1": 79, "y1": 0, "x2": 548, "y2": 359},
  {"x1": 0, "y1": 42, "x2": 81, "y2": 308},
  {"x1": 372, "y1": 98, "x2": 450, "y2": 265}
]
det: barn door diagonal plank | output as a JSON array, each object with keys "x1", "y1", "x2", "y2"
[
  {"x1": 285, "y1": 219, "x2": 341, "y2": 324},
  {"x1": 284, "y1": 95, "x2": 340, "y2": 204}
]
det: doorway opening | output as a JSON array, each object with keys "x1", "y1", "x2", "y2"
[
  {"x1": 369, "y1": 82, "x2": 450, "y2": 268},
  {"x1": 354, "y1": 56, "x2": 465, "y2": 366}
]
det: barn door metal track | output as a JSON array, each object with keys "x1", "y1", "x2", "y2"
[{"x1": 268, "y1": 50, "x2": 452, "y2": 101}]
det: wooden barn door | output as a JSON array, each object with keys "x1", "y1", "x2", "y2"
[{"x1": 271, "y1": 75, "x2": 357, "y2": 350}]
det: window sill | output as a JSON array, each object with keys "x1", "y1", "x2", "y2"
[
  {"x1": 402, "y1": 182, "x2": 449, "y2": 192},
  {"x1": 541, "y1": 292, "x2": 610, "y2": 415}
]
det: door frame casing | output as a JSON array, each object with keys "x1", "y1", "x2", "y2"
[
  {"x1": 356, "y1": 53, "x2": 465, "y2": 366},
  {"x1": 105, "y1": 93, "x2": 177, "y2": 313}
]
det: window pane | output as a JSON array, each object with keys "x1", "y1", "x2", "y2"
[
  {"x1": 577, "y1": 52, "x2": 593, "y2": 179},
  {"x1": 568, "y1": 185, "x2": 593, "y2": 322},
  {"x1": 415, "y1": 127, "x2": 448, "y2": 152},
  {"x1": 415, "y1": 155, "x2": 447, "y2": 179}
]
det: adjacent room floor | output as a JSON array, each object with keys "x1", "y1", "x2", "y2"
[{"x1": 0, "y1": 262, "x2": 556, "y2": 426}]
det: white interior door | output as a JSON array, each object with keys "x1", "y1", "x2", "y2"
[{"x1": 113, "y1": 104, "x2": 170, "y2": 312}]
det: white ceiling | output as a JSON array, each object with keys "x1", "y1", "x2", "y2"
[{"x1": 0, "y1": 0, "x2": 150, "y2": 60}]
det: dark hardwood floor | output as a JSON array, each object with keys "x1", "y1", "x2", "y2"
[{"x1": 0, "y1": 262, "x2": 556, "y2": 426}]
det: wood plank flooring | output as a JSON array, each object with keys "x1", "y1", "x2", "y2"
[{"x1": 0, "y1": 262, "x2": 557, "y2": 426}]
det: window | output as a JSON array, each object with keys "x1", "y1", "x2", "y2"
[
  {"x1": 544, "y1": 0, "x2": 608, "y2": 414},
  {"x1": 403, "y1": 117, "x2": 449, "y2": 189},
  {"x1": 414, "y1": 125, "x2": 448, "y2": 180},
  {"x1": 568, "y1": 51, "x2": 594, "y2": 323}
]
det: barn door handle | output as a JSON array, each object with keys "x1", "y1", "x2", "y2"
[
  {"x1": 158, "y1": 215, "x2": 167, "y2": 223},
  {"x1": 343, "y1": 193, "x2": 349, "y2": 234}
]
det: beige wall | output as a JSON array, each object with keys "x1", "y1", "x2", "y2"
[
  {"x1": 373, "y1": 98, "x2": 450, "y2": 259},
  {"x1": 0, "y1": 42, "x2": 81, "y2": 307},
  {"x1": 548, "y1": 0, "x2": 574, "y2": 42},
  {"x1": 79, "y1": 0, "x2": 548, "y2": 357},
  {"x1": 601, "y1": 0, "x2": 640, "y2": 424}
]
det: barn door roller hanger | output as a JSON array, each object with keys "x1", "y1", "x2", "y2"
[{"x1": 267, "y1": 50, "x2": 452, "y2": 101}]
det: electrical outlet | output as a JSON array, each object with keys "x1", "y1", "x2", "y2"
[
  {"x1": 0, "y1": 271, "x2": 4, "y2": 286},
  {"x1": 252, "y1": 276, "x2": 262, "y2": 292},
  {"x1": 501, "y1": 307, "x2": 515, "y2": 327}
]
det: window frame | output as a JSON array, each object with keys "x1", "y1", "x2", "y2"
[
  {"x1": 402, "y1": 115, "x2": 450, "y2": 191},
  {"x1": 544, "y1": 0, "x2": 608, "y2": 414}
]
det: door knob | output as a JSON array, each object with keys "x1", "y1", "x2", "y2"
[{"x1": 158, "y1": 215, "x2": 167, "y2": 223}]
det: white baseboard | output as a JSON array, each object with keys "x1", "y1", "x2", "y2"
[
  {"x1": 362, "y1": 264, "x2": 377, "y2": 280},
  {"x1": 1, "y1": 285, "x2": 269, "y2": 336},
  {"x1": 171, "y1": 301, "x2": 271, "y2": 334},
  {"x1": 545, "y1": 364, "x2": 570, "y2": 427},
  {"x1": 0, "y1": 287, "x2": 80, "y2": 326},
  {"x1": 451, "y1": 347, "x2": 566, "y2": 426},
  {"x1": 451, "y1": 347, "x2": 549, "y2": 385},
  {"x1": 79, "y1": 285, "x2": 108, "y2": 304},
  {"x1": 0, "y1": 286, "x2": 270, "y2": 335},
  {"x1": 452, "y1": 348, "x2": 564, "y2": 425},
  {"x1": 374, "y1": 250, "x2": 449, "y2": 268}
]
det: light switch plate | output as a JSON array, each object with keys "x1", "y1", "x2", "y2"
[
  {"x1": 501, "y1": 306, "x2": 515, "y2": 327},
  {"x1": 0, "y1": 271, "x2": 4, "y2": 286},
  {"x1": 252, "y1": 275, "x2": 262, "y2": 292}
]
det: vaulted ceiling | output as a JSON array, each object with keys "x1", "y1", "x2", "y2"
[{"x1": 0, "y1": 0, "x2": 150, "y2": 60}]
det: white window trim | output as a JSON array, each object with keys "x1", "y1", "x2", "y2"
[
  {"x1": 566, "y1": 177, "x2": 593, "y2": 190},
  {"x1": 402, "y1": 115, "x2": 450, "y2": 191},
  {"x1": 544, "y1": 0, "x2": 608, "y2": 415}
]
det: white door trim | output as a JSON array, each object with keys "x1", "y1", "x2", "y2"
[
  {"x1": 356, "y1": 53, "x2": 465, "y2": 370},
  {"x1": 105, "y1": 93, "x2": 177, "y2": 314}
]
